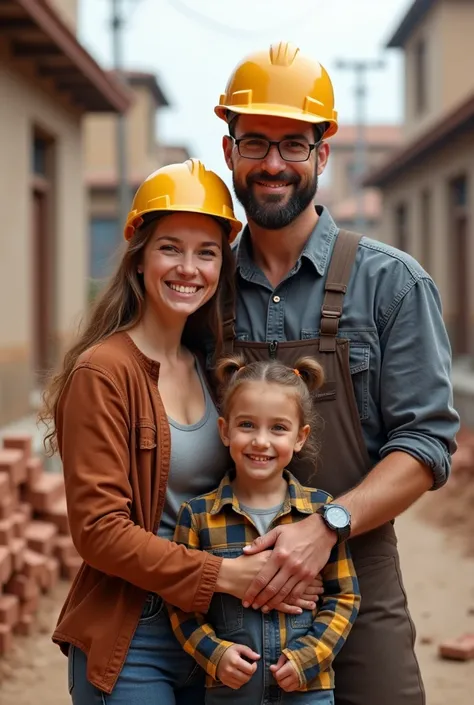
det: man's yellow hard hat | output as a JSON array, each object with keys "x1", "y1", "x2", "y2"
[
  {"x1": 215, "y1": 42, "x2": 338, "y2": 139},
  {"x1": 124, "y1": 159, "x2": 242, "y2": 242}
]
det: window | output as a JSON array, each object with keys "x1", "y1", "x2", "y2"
[
  {"x1": 394, "y1": 203, "x2": 409, "y2": 253},
  {"x1": 414, "y1": 39, "x2": 427, "y2": 115},
  {"x1": 90, "y1": 218, "x2": 120, "y2": 280},
  {"x1": 32, "y1": 135, "x2": 49, "y2": 176},
  {"x1": 420, "y1": 189, "x2": 431, "y2": 271}
]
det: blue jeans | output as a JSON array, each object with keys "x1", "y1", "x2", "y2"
[{"x1": 68, "y1": 595, "x2": 205, "y2": 704}]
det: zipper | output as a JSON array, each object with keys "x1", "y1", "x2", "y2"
[{"x1": 268, "y1": 340, "x2": 278, "y2": 359}]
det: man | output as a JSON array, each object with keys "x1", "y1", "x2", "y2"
[{"x1": 213, "y1": 42, "x2": 459, "y2": 705}]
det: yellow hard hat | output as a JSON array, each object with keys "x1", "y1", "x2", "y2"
[
  {"x1": 124, "y1": 159, "x2": 242, "y2": 242},
  {"x1": 215, "y1": 42, "x2": 338, "y2": 139}
]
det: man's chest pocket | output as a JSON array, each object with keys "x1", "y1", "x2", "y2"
[{"x1": 349, "y1": 343, "x2": 370, "y2": 421}]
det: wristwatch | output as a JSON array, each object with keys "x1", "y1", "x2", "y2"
[{"x1": 316, "y1": 503, "x2": 351, "y2": 545}]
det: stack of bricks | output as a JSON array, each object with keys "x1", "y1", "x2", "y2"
[{"x1": 0, "y1": 434, "x2": 80, "y2": 656}]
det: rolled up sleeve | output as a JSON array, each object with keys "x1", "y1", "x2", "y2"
[{"x1": 379, "y1": 276, "x2": 459, "y2": 489}]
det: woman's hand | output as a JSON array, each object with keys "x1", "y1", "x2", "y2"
[{"x1": 215, "y1": 554, "x2": 323, "y2": 614}]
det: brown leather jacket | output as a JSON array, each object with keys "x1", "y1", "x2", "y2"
[{"x1": 52, "y1": 332, "x2": 222, "y2": 694}]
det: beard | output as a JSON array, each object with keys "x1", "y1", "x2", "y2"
[{"x1": 232, "y1": 167, "x2": 318, "y2": 230}]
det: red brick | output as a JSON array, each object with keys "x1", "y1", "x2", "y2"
[
  {"x1": 5, "y1": 574, "x2": 38, "y2": 601},
  {"x1": 41, "y1": 556, "x2": 60, "y2": 593},
  {"x1": 25, "y1": 520, "x2": 57, "y2": 556},
  {"x1": 0, "y1": 546, "x2": 12, "y2": 586},
  {"x1": 0, "y1": 493, "x2": 14, "y2": 521},
  {"x1": 0, "y1": 448, "x2": 27, "y2": 486},
  {"x1": 63, "y1": 555, "x2": 82, "y2": 582},
  {"x1": 0, "y1": 471, "x2": 9, "y2": 494},
  {"x1": 27, "y1": 473, "x2": 64, "y2": 513},
  {"x1": 0, "y1": 516, "x2": 15, "y2": 546},
  {"x1": 11, "y1": 537, "x2": 26, "y2": 573},
  {"x1": 22, "y1": 549, "x2": 47, "y2": 582},
  {"x1": 53, "y1": 535, "x2": 79, "y2": 564},
  {"x1": 26, "y1": 456, "x2": 43, "y2": 488},
  {"x1": 0, "y1": 623, "x2": 13, "y2": 655},
  {"x1": 14, "y1": 614, "x2": 34, "y2": 636},
  {"x1": 21, "y1": 590, "x2": 40, "y2": 618},
  {"x1": 3, "y1": 435, "x2": 32, "y2": 460},
  {"x1": 439, "y1": 633, "x2": 474, "y2": 661},
  {"x1": 18, "y1": 502, "x2": 32, "y2": 522},
  {"x1": 12, "y1": 511, "x2": 27, "y2": 538},
  {"x1": 44, "y1": 497, "x2": 70, "y2": 535},
  {"x1": 0, "y1": 594, "x2": 20, "y2": 627}
]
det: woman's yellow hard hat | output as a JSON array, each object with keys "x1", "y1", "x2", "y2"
[{"x1": 124, "y1": 159, "x2": 242, "y2": 242}]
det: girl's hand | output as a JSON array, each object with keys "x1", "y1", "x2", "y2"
[
  {"x1": 216, "y1": 644, "x2": 260, "y2": 689},
  {"x1": 270, "y1": 654, "x2": 300, "y2": 692}
]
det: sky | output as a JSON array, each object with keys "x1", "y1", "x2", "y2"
[{"x1": 78, "y1": 0, "x2": 413, "y2": 205}]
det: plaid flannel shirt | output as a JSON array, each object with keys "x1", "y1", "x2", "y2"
[{"x1": 167, "y1": 470, "x2": 360, "y2": 691}]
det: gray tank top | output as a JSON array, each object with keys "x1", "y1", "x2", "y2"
[{"x1": 157, "y1": 359, "x2": 230, "y2": 540}]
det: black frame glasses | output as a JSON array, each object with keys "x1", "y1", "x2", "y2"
[{"x1": 233, "y1": 137, "x2": 320, "y2": 162}]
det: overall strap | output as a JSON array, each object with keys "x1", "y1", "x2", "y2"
[{"x1": 319, "y1": 229, "x2": 362, "y2": 353}]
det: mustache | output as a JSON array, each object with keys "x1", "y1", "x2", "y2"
[{"x1": 248, "y1": 171, "x2": 300, "y2": 185}]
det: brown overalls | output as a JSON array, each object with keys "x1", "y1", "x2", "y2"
[{"x1": 223, "y1": 230, "x2": 425, "y2": 705}]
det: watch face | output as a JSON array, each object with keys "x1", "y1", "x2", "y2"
[{"x1": 326, "y1": 505, "x2": 349, "y2": 529}]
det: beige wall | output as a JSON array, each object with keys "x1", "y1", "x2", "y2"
[
  {"x1": 0, "y1": 42, "x2": 87, "y2": 422},
  {"x1": 439, "y1": 0, "x2": 474, "y2": 110},
  {"x1": 85, "y1": 85, "x2": 159, "y2": 181},
  {"x1": 48, "y1": 0, "x2": 78, "y2": 33},
  {"x1": 377, "y1": 131, "x2": 474, "y2": 342}
]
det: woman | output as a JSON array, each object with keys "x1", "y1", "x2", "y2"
[{"x1": 41, "y1": 160, "x2": 317, "y2": 705}]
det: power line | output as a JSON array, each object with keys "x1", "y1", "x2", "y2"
[{"x1": 167, "y1": 0, "x2": 315, "y2": 38}]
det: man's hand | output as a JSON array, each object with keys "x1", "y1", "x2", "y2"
[
  {"x1": 216, "y1": 644, "x2": 260, "y2": 689},
  {"x1": 270, "y1": 654, "x2": 300, "y2": 692},
  {"x1": 242, "y1": 513, "x2": 336, "y2": 610}
]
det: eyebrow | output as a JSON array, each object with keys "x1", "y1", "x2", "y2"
[
  {"x1": 154, "y1": 235, "x2": 221, "y2": 248},
  {"x1": 238, "y1": 132, "x2": 311, "y2": 142},
  {"x1": 234, "y1": 414, "x2": 294, "y2": 424}
]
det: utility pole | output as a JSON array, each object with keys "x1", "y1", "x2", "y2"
[
  {"x1": 111, "y1": 0, "x2": 130, "y2": 233},
  {"x1": 335, "y1": 59, "x2": 385, "y2": 232}
]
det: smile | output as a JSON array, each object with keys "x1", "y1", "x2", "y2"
[
  {"x1": 254, "y1": 181, "x2": 290, "y2": 188},
  {"x1": 246, "y1": 454, "x2": 275, "y2": 462},
  {"x1": 166, "y1": 282, "x2": 202, "y2": 295}
]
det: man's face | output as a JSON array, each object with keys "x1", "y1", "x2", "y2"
[{"x1": 222, "y1": 114, "x2": 329, "y2": 229}]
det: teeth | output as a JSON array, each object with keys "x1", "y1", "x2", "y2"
[
  {"x1": 249, "y1": 454, "x2": 272, "y2": 461},
  {"x1": 257, "y1": 182, "x2": 287, "y2": 188},
  {"x1": 168, "y1": 283, "x2": 199, "y2": 294}
]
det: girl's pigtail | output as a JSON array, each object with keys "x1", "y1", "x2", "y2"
[{"x1": 294, "y1": 356, "x2": 325, "y2": 393}]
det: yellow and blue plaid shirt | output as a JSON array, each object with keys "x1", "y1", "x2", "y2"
[{"x1": 167, "y1": 470, "x2": 360, "y2": 691}]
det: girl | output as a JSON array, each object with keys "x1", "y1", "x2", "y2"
[
  {"x1": 168, "y1": 356, "x2": 361, "y2": 704},
  {"x1": 40, "y1": 160, "x2": 316, "y2": 705}
]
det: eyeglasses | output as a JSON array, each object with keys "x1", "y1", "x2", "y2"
[{"x1": 233, "y1": 137, "x2": 319, "y2": 163}]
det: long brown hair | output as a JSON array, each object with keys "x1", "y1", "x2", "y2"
[{"x1": 39, "y1": 215, "x2": 235, "y2": 455}]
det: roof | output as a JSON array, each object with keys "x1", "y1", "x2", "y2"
[
  {"x1": 331, "y1": 124, "x2": 402, "y2": 148},
  {"x1": 387, "y1": 0, "x2": 438, "y2": 48},
  {"x1": 124, "y1": 71, "x2": 170, "y2": 107},
  {"x1": 1, "y1": 0, "x2": 131, "y2": 112},
  {"x1": 331, "y1": 189, "x2": 382, "y2": 222},
  {"x1": 365, "y1": 91, "x2": 474, "y2": 187}
]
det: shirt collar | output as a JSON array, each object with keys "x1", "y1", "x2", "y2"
[
  {"x1": 210, "y1": 469, "x2": 314, "y2": 516},
  {"x1": 234, "y1": 206, "x2": 339, "y2": 280}
]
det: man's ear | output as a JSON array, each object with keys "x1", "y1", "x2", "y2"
[
  {"x1": 223, "y1": 135, "x2": 234, "y2": 171},
  {"x1": 217, "y1": 416, "x2": 230, "y2": 446},
  {"x1": 317, "y1": 142, "x2": 330, "y2": 176}
]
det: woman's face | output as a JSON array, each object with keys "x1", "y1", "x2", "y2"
[{"x1": 139, "y1": 212, "x2": 224, "y2": 321}]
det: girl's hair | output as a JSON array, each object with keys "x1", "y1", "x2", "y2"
[
  {"x1": 215, "y1": 355, "x2": 325, "y2": 466},
  {"x1": 39, "y1": 214, "x2": 235, "y2": 456}
]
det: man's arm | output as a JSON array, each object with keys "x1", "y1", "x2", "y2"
[{"x1": 242, "y1": 276, "x2": 459, "y2": 609}]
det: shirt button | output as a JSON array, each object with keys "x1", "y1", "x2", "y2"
[{"x1": 273, "y1": 295, "x2": 281, "y2": 303}]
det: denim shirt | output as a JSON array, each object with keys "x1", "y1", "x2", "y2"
[{"x1": 233, "y1": 207, "x2": 459, "y2": 489}]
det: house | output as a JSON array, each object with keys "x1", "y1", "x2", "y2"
[
  {"x1": 0, "y1": 0, "x2": 130, "y2": 428},
  {"x1": 85, "y1": 71, "x2": 191, "y2": 280},
  {"x1": 320, "y1": 124, "x2": 402, "y2": 239},
  {"x1": 365, "y1": 0, "x2": 474, "y2": 360}
]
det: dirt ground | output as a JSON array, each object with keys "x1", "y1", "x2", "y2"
[{"x1": 1, "y1": 494, "x2": 473, "y2": 705}]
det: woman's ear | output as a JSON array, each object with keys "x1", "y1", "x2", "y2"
[{"x1": 217, "y1": 416, "x2": 230, "y2": 446}]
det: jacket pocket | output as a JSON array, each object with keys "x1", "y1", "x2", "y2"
[
  {"x1": 349, "y1": 343, "x2": 370, "y2": 421},
  {"x1": 135, "y1": 421, "x2": 157, "y2": 450},
  {"x1": 207, "y1": 547, "x2": 244, "y2": 635}
]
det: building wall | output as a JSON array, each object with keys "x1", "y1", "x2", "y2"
[
  {"x1": 48, "y1": 0, "x2": 78, "y2": 32},
  {"x1": 439, "y1": 0, "x2": 474, "y2": 111},
  {"x1": 377, "y1": 129, "x2": 474, "y2": 351},
  {"x1": 0, "y1": 43, "x2": 87, "y2": 424}
]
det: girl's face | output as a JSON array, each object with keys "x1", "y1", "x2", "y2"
[
  {"x1": 218, "y1": 381, "x2": 310, "y2": 482},
  {"x1": 139, "y1": 212, "x2": 223, "y2": 322}
]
